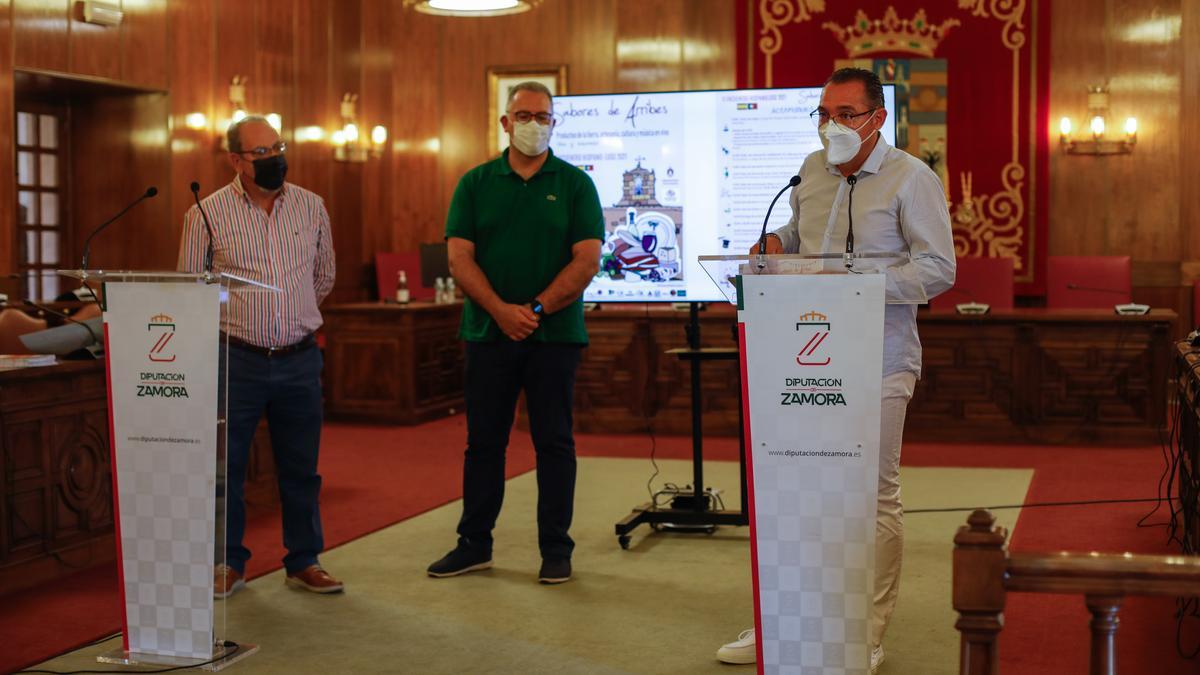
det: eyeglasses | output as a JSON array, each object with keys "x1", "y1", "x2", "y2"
[
  {"x1": 809, "y1": 108, "x2": 878, "y2": 129},
  {"x1": 509, "y1": 110, "x2": 554, "y2": 126},
  {"x1": 236, "y1": 141, "x2": 287, "y2": 158}
]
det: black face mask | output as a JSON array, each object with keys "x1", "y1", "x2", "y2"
[{"x1": 251, "y1": 155, "x2": 287, "y2": 191}]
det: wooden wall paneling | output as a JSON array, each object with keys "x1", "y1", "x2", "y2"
[
  {"x1": 127, "y1": 91, "x2": 172, "y2": 268},
  {"x1": 13, "y1": 0, "x2": 68, "y2": 72},
  {"x1": 1047, "y1": 0, "x2": 1116, "y2": 256},
  {"x1": 68, "y1": 0, "x2": 120, "y2": 80},
  {"x1": 436, "y1": 8, "x2": 490, "y2": 213},
  {"x1": 0, "y1": 0, "x2": 16, "y2": 277},
  {"x1": 560, "y1": 0, "x2": 616, "y2": 95},
  {"x1": 213, "y1": 0, "x2": 254, "y2": 181},
  {"x1": 1183, "y1": 1, "x2": 1200, "y2": 276},
  {"x1": 615, "y1": 0, "x2": 683, "y2": 92},
  {"x1": 682, "y1": 0, "x2": 737, "y2": 91},
  {"x1": 119, "y1": 0, "x2": 168, "y2": 89},
  {"x1": 288, "y1": 0, "x2": 334, "y2": 200},
  {"x1": 327, "y1": 0, "x2": 365, "y2": 303},
  {"x1": 70, "y1": 96, "x2": 126, "y2": 269},
  {"x1": 1103, "y1": 0, "x2": 1181, "y2": 262},
  {"x1": 360, "y1": 0, "x2": 393, "y2": 269},
  {"x1": 70, "y1": 93, "x2": 171, "y2": 271},
  {"x1": 389, "y1": 5, "x2": 443, "y2": 252},
  {"x1": 166, "y1": 0, "x2": 217, "y2": 251},
  {"x1": 253, "y1": 0, "x2": 294, "y2": 134}
]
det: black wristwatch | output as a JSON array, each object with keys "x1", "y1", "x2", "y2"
[{"x1": 530, "y1": 300, "x2": 546, "y2": 318}]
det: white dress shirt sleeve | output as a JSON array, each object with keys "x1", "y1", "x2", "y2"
[{"x1": 887, "y1": 168, "x2": 956, "y2": 303}]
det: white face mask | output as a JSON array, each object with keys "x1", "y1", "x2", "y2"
[
  {"x1": 510, "y1": 119, "x2": 552, "y2": 156},
  {"x1": 820, "y1": 111, "x2": 877, "y2": 165}
]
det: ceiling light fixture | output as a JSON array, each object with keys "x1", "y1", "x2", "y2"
[{"x1": 403, "y1": 0, "x2": 541, "y2": 18}]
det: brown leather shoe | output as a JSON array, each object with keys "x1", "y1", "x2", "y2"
[
  {"x1": 214, "y1": 564, "x2": 244, "y2": 600},
  {"x1": 285, "y1": 565, "x2": 344, "y2": 594}
]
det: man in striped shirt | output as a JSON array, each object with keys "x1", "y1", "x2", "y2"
[{"x1": 178, "y1": 115, "x2": 342, "y2": 598}]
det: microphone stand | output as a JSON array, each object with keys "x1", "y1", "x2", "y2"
[
  {"x1": 755, "y1": 175, "x2": 801, "y2": 272},
  {"x1": 190, "y1": 182, "x2": 217, "y2": 275}
]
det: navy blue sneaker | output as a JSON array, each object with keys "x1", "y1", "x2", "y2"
[{"x1": 427, "y1": 545, "x2": 493, "y2": 578}]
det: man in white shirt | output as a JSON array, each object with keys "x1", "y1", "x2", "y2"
[{"x1": 717, "y1": 67, "x2": 956, "y2": 673}]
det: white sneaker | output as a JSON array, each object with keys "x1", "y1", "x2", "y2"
[
  {"x1": 870, "y1": 644, "x2": 885, "y2": 673},
  {"x1": 716, "y1": 628, "x2": 756, "y2": 665}
]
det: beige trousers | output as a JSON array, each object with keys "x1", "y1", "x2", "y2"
[{"x1": 869, "y1": 370, "x2": 917, "y2": 647}]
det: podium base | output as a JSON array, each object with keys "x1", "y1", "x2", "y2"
[{"x1": 98, "y1": 641, "x2": 259, "y2": 671}]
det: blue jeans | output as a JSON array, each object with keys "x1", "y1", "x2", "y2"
[
  {"x1": 224, "y1": 344, "x2": 325, "y2": 575},
  {"x1": 457, "y1": 340, "x2": 582, "y2": 560}
]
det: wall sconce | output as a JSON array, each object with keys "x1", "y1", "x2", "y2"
[
  {"x1": 1059, "y1": 85, "x2": 1136, "y2": 155},
  {"x1": 333, "y1": 93, "x2": 387, "y2": 162}
]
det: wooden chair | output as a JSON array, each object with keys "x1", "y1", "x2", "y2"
[
  {"x1": 1046, "y1": 255, "x2": 1132, "y2": 309},
  {"x1": 953, "y1": 510, "x2": 1200, "y2": 675},
  {"x1": 928, "y1": 256, "x2": 1015, "y2": 312},
  {"x1": 0, "y1": 308, "x2": 48, "y2": 354}
]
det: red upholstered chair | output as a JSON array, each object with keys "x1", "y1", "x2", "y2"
[
  {"x1": 928, "y1": 256, "x2": 1015, "y2": 313},
  {"x1": 1046, "y1": 255, "x2": 1132, "y2": 309},
  {"x1": 374, "y1": 252, "x2": 435, "y2": 302}
]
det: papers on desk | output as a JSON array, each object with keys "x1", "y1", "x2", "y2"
[{"x1": 0, "y1": 354, "x2": 56, "y2": 370}]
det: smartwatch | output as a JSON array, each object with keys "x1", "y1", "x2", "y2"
[{"x1": 530, "y1": 300, "x2": 546, "y2": 318}]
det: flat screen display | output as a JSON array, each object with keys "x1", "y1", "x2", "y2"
[{"x1": 552, "y1": 85, "x2": 897, "y2": 302}]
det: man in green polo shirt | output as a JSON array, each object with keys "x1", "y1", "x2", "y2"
[{"x1": 428, "y1": 81, "x2": 603, "y2": 585}]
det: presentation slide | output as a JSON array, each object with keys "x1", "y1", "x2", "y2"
[{"x1": 552, "y1": 86, "x2": 896, "y2": 302}]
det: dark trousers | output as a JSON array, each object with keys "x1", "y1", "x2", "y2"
[
  {"x1": 457, "y1": 340, "x2": 582, "y2": 560},
  {"x1": 224, "y1": 344, "x2": 325, "y2": 575}
]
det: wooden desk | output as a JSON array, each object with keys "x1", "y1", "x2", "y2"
[
  {"x1": 323, "y1": 302, "x2": 465, "y2": 424},
  {"x1": 911, "y1": 309, "x2": 1175, "y2": 444},
  {"x1": 0, "y1": 360, "x2": 277, "y2": 596},
  {"x1": 568, "y1": 306, "x2": 1174, "y2": 445},
  {"x1": 0, "y1": 361, "x2": 111, "y2": 594},
  {"x1": 572, "y1": 304, "x2": 741, "y2": 436}
]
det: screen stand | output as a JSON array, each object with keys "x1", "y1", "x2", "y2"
[{"x1": 613, "y1": 301, "x2": 749, "y2": 549}]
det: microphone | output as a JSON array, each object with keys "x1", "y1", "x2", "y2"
[
  {"x1": 21, "y1": 299, "x2": 103, "y2": 358},
  {"x1": 1063, "y1": 283, "x2": 1149, "y2": 315},
  {"x1": 755, "y1": 174, "x2": 801, "y2": 271},
  {"x1": 80, "y1": 187, "x2": 157, "y2": 271},
  {"x1": 845, "y1": 174, "x2": 857, "y2": 257},
  {"x1": 190, "y1": 182, "x2": 216, "y2": 272}
]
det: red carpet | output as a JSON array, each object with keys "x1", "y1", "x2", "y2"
[{"x1": 2, "y1": 420, "x2": 1197, "y2": 674}]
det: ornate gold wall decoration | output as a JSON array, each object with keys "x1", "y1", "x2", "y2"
[
  {"x1": 759, "y1": 0, "x2": 827, "y2": 86},
  {"x1": 822, "y1": 7, "x2": 961, "y2": 58},
  {"x1": 957, "y1": 0, "x2": 1027, "y2": 50},
  {"x1": 951, "y1": 0, "x2": 1029, "y2": 272},
  {"x1": 953, "y1": 164, "x2": 1026, "y2": 266}
]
